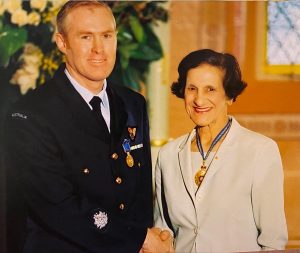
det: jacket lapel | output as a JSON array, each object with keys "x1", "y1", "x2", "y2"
[
  {"x1": 196, "y1": 117, "x2": 238, "y2": 195},
  {"x1": 178, "y1": 129, "x2": 197, "y2": 205},
  {"x1": 106, "y1": 85, "x2": 127, "y2": 147},
  {"x1": 53, "y1": 65, "x2": 110, "y2": 142}
]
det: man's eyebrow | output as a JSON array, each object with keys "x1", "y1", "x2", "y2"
[
  {"x1": 77, "y1": 29, "x2": 116, "y2": 34},
  {"x1": 100, "y1": 29, "x2": 117, "y2": 34}
]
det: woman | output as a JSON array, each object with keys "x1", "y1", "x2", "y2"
[{"x1": 154, "y1": 49, "x2": 288, "y2": 252}]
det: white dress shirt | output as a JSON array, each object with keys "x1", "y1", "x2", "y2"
[{"x1": 64, "y1": 69, "x2": 110, "y2": 131}]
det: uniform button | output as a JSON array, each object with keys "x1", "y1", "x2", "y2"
[
  {"x1": 119, "y1": 203, "x2": 125, "y2": 210},
  {"x1": 215, "y1": 156, "x2": 218, "y2": 160},
  {"x1": 83, "y1": 168, "x2": 90, "y2": 174},
  {"x1": 111, "y1": 153, "x2": 118, "y2": 160},
  {"x1": 137, "y1": 162, "x2": 141, "y2": 167},
  {"x1": 194, "y1": 227, "x2": 198, "y2": 235},
  {"x1": 115, "y1": 177, "x2": 122, "y2": 184}
]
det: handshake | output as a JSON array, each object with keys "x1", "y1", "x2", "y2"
[{"x1": 139, "y1": 227, "x2": 175, "y2": 253}]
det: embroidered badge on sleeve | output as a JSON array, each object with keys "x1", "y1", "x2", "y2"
[{"x1": 11, "y1": 112, "x2": 28, "y2": 119}]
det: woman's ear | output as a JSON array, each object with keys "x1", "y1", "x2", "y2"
[{"x1": 227, "y1": 98, "x2": 233, "y2": 106}]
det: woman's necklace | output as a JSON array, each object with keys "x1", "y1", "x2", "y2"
[{"x1": 194, "y1": 118, "x2": 232, "y2": 187}]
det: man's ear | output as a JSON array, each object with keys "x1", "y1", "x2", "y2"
[{"x1": 55, "y1": 33, "x2": 67, "y2": 54}]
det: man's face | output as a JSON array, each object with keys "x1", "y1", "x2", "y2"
[{"x1": 56, "y1": 6, "x2": 117, "y2": 93}]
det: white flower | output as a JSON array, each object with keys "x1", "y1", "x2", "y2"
[
  {"x1": 11, "y1": 8, "x2": 28, "y2": 27},
  {"x1": 22, "y1": 43, "x2": 42, "y2": 68},
  {"x1": 10, "y1": 68, "x2": 38, "y2": 95},
  {"x1": 23, "y1": 64, "x2": 39, "y2": 79},
  {"x1": 28, "y1": 11, "x2": 41, "y2": 26},
  {"x1": 23, "y1": 43, "x2": 41, "y2": 55},
  {"x1": 23, "y1": 54, "x2": 41, "y2": 66},
  {"x1": 3, "y1": 0, "x2": 22, "y2": 14},
  {"x1": 30, "y1": 0, "x2": 47, "y2": 12},
  {"x1": 10, "y1": 43, "x2": 42, "y2": 94},
  {"x1": 22, "y1": 43, "x2": 42, "y2": 66}
]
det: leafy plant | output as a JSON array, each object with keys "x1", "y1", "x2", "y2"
[
  {"x1": 0, "y1": 0, "x2": 168, "y2": 94},
  {"x1": 108, "y1": 1, "x2": 168, "y2": 89}
]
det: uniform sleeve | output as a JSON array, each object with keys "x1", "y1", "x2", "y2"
[
  {"x1": 141, "y1": 98, "x2": 154, "y2": 227},
  {"x1": 4, "y1": 112, "x2": 146, "y2": 253},
  {"x1": 252, "y1": 140, "x2": 288, "y2": 250}
]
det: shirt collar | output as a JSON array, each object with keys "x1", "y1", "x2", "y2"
[{"x1": 64, "y1": 68, "x2": 109, "y2": 110}]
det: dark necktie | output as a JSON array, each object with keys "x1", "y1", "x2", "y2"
[{"x1": 89, "y1": 96, "x2": 109, "y2": 133}]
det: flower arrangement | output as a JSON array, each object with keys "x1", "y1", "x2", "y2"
[
  {"x1": 0, "y1": 0, "x2": 168, "y2": 95},
  {"x1": 0, "y1": 0, "x2": 67, "y2": 94}
]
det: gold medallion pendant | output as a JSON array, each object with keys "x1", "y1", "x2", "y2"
[
  {"x1": 194, "y1": 166, "x2": 207, "y2": 187},
  {"x1": 126, "y1": 152, "x2": 134, "y2": 168}
]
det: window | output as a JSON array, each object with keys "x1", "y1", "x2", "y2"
[{"x1": 265, "y1": 1, "x2": 300, "y2": 74}]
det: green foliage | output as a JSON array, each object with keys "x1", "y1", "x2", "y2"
[
  {"x1": 0, "y1": 1, "x2": 168, "y2": 93},
  {"x1": 0, "y1": 24, "x2": 27, "y2": 67},
  {"x1": 108, "y1": 1, "x2": 168, "y2": 89}
]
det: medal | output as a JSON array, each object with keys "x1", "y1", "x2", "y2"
[
  {"x1": 199, "y1": 165, "x2": 207, "y2": 176},
  {"x1": 122, "y1": 139, "x2": 135, "y2": 168},
  {"x1": 126, "y1": 152, "x2": 134, "y2": 167},
  {"x1": 194, "y1": 165, "x2": 207, "y2": 186},
  {"x1": 194, "y1": 118, "x2": 232, "y2": 187},
  {"x1": 195, "y1": 172, "x2": 204, "y2": 187}
]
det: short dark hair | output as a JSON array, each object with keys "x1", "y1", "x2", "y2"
[
  {"x1": 171, "y1": 49, "x2": 247, "y2": 102},
  {"x1": 56, "y1": 0, "x2": 114, "y2": 36}
]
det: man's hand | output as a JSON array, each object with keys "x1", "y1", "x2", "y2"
[{"x1": 139, "y1": 227, "x2": 174, "y2": 253}]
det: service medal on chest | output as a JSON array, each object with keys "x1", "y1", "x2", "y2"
[
  {"x1": 122, "y1": 139, "x2": 134, "y2": 168},
  {"x1": 126, "y1": 153, "x2": 134, "y2": 167}
]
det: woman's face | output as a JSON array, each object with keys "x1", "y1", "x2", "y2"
[{"x1": 184, "y1": 64, "x2": 232, "y2": 128}]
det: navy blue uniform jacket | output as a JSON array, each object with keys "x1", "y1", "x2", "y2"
[{"x1": 4, "y1": 64, "x2": 153, "y2": 253}]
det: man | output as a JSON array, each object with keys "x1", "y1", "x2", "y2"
[{"x1": 4, "y1": 1, "x2": 172, "y2": 252}]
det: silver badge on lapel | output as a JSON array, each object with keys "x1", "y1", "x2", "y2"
[{"x1": 93, "y1": 211, "x2": 108, "y2": 229}]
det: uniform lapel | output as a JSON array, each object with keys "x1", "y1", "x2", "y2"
[
  {"x1": 53, "y1": 65, "x2": 110, "y2": 142},
  {"x1": 106, "y1": 85, "x2": 127, "y2": 147},
  {"x1": 178, "y1": 129, "x2": 196, "y2": 205}
]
